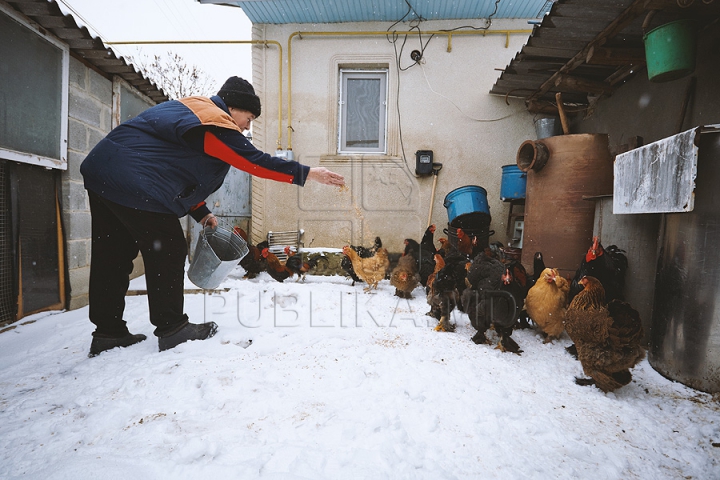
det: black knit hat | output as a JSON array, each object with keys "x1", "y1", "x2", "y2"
[{"x1": 218, "y1": 76, "x2": 261, "y2": 118}]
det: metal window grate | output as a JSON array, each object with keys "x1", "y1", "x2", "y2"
[
  {"x1": 0, "y1": 160, "x2": 16, "y2": 324},
  {"x1": 267, "y1": 230, "x2": 303, "y2": 263}
]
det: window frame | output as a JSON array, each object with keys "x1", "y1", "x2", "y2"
[
  {"x1": 338, "y1": 69, "x2": 388, "y2": 155},
  {"x1": 112, "y1": 76, "x2": 155, "y2": 128},
  {"x1": 0, "y1": 4, "x2": 69, "y2": 170}
]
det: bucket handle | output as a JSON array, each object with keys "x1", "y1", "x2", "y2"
[{"x1": 441, "y1": 228, "x2": 495, "y2": 237}]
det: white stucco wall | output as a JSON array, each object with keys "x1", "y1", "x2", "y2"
[{"x1": 250, "y1": 19, "x2": 537, "y2": 251}]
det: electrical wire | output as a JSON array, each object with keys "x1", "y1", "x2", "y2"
[
  {"x1": 419, "y1": 63, "x2": 525, "y2": 122},
  {"x1": 384, "y1": 0, "x2": 517, "y2": 173},
  {"x1": 56, "y1": 0, "x2": 107, "y2": 40}
]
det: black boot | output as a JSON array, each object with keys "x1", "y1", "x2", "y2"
[
  {"x1": 89, "y1": 333, "x2": 147, "y2": 357},
  {"x1": 158, "y1": 321, "x2": 218, "y2": 351}
]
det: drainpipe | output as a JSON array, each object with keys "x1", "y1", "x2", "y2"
[{"x1": 106, "y1": 40, "x2": 284, "y2": 150}]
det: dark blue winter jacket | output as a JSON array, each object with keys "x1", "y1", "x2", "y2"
[{"x1": 81, "y1": 96, "x2": 309, "y2": 220}]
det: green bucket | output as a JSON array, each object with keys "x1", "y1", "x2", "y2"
[{"x1": 643, "y1": 19, "x2": 696, "y2": 83}]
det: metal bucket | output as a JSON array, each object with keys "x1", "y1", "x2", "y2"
[
  {"x1": 187, "y1": 226, "x2": 249, "y2": 290},
  {"x1": 534, "y1": 116, "x2": 562, "y2": 139},
  {"x1": 500, "y1": 164, "x2": 527, "y2": 201},
  {"x1": 443, "y1": 186, "x2": 490, "y2": 224}
]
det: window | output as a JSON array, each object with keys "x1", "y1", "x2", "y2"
[
  {"x1": 112, "y1": 77, "x2": 155, "y2": 128},
  {"x1": 0, "y1": 6, "x2": 69, "y2": 170},
  {"x1": 339, "y1": 70, "x2": 387, "y2": 154}
]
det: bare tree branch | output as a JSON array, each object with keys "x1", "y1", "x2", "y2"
[{"x1": 127, "y1": 51, "x2": 217, "y2": 100}]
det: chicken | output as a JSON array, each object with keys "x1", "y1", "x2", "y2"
[
  {"x1": 528, "y1": 251, "x2": 546, "y2": 290},
  {"x1": 390, "y1": 253, "x2": 420, "y2": 299},
  {"x1": 501, "y1": 267, "x2": 528, "y2": 333},
  {"x1": 512, "y1": 251, "x2": 542, "y2": 330},
  {"x1": 461, "y1": 252, "x2": 522, "y2": 353},
  {"x1": 563, "y1": 276, "x2": 645, "y2": 392},
  {"x1": 261, "y1": 248, "x2": 292, "y2": 282},
  {"x1": 342, "y1": 245, "x2": 390, "y2": 292},
  {"x1": 420, "y1": 224, "x2": 438, "y2": 255},
  {"x1": 341, "y1": 236, "x2": 382, "y2": 285},
  {"x1": 427, "y1": 262, "x2": 461, "y2": 332},
  {"x1": 455, "y1": 227, "x2": 476, "y2": 257},
  {"x1": 233, "y1": 227, "x2": 267, "y2": 279},
  {"x1": 425, "y1": 253, "x2": 445, "y2": 300},
  {"x1": 569, "y1": 237, "x2": 628, "y2": 303},
  {"x1": 524, "y1": 267, "x2": 570, "y2": 342},
  {"x1": 403, "y1": 225, "x2": 438, "y2": 287},
  {"x1": 438, "y1": 237, "x2": 450, "y2": 255},
  {"x1": 283, "y1": 246, "x2": 320, "y2": 282}
]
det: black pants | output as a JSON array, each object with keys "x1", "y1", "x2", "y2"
[{"x1": 87, "y1": 191, "x2": 189, "y2": 338}]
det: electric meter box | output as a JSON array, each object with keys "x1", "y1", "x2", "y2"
[{"x1": 415, "y1": 150, "x2": 434, "y2": 176}]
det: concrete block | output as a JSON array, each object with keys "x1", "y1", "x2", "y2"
[
  {"x1": 68, "y1": 293, "x2": 89, "y2": 311},
  {"x1": 69, "y1": 95, "x2": 102, "y2": 129},
  {"x1": 69, "y1": 57, "x2": 86, "y2": 90},
  {"x1": 88, "y1": 127, "x2": 106, "y2": 151},
  {"x1": 68, "y1": 266, "x2": 90, "y2": 297},
  {"x1": 66, "y1": 239, "x2": 90, "y2": 269},
  {"x1": 88, "y1": 68, "x2": 112, "y2": 102},
  {"x1": 66, "y1": 151, "x2": 85, "y2": 182},
  {"x1": 62, "y1": 180, "x2": 89, "y2": 211},
  {"x1": 65, "y1": 211, "x2": 92, "y2": 241},
  {"x1": 68, "y1": 118, "x2": 88, "y2": 152}
]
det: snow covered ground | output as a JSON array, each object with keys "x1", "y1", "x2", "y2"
[{"x1": 1, "y1": 267, "x2": 718, "y2": 479}]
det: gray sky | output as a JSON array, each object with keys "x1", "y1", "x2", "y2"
[{"x1": 58, "y1": 0, "x2": 254, "y2": 89}]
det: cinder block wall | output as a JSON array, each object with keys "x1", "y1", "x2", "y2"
[{"x1": 63, "y1": 58, "x2": 113, "y2": 310}]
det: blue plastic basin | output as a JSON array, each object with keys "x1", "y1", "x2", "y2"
[
  {"x1": 443, "y1": 185, "x2": 490, "y2": 224},
  {"x1": 500, "y1": 164, "x2": 527, "y2": 201}
]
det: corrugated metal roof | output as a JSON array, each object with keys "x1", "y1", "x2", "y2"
[
  {"x1": 6, "y1": 0, "x2": 168, "y2": 103},
  {"x1": 489, "y1": 0, "x2": 720, "y2": 114},
  {"x1": 198, "y1": 0, "x2": 553, "y2": 24}
]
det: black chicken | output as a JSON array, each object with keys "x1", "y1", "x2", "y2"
[
  {"x1": 569, "y1": 237, "x2": 628, "y2": 303},
  {"x1": 341, "y1": 236, "x2": 382, "y2": 285},
  {"x1": 284, "y1": 247, "x2": 321, "y2": 281},
  {"x1": 462, "y1": 252, "x2": 522, "y2": 353},
  {"x1": 233, "y1": 226, "x2": 268, "y2": 279},
  {"x1": 528, "y1": 251, "x2": 546, "y2": 290},
  {"x1": 566, "y1": 237, "x2": 628, "y2": 358},
  {"x1": 404, "y1": 224, "x2": 438, "y2": 287},
  {"x1": 517, "y1": 251, "x2": 545, "y2": 329},
  {"x1": 427, "y1": 246, "x2": 468, "y2": 331}
]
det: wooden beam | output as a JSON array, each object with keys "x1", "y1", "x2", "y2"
[
  {"x1": 587, "y1": 46, "x2": 646, "y2": 66},
  {"x1": 526, "y1": 0, "x2": 652, "y2": 104},
  {"x1": 556, "y1": 74, "x2": 611, "y2": 94}
]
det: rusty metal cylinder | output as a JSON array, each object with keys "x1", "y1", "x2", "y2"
[
  {"x1": 650, "y1": 131, "x2": 720, "y2": 393},
  {"x1": 519, "y1": 134, "x2": 614, "y2": 278}
]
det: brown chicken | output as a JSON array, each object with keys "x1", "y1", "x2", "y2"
[
  {"x1": 233, "y1": 226, "x2": 267, "y2": 278},
  {"x1": 438, "y1": 237, "x2": 451, "y2": 256},
  {"x1": 456, "y1": 228, "x2": 476, "y2": 257},
  {"x1": 342, "y1": 246, "x2": 390, "y2": 292},
  {"x1": 425, "y1": 253, "x2": 445, "y2": 299},
  {"x1": 390, "y1": 254, "x2": 420, "y2": 299},
  {"x1": 261, "y1": 248, "x2": 292, "y2": 282},
  {"x1": 524, "y1": 267, "x2": 570, "y2": 342},
  {"x1": 563, "y1": 276, "x2": 645, "y2": 392}
]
